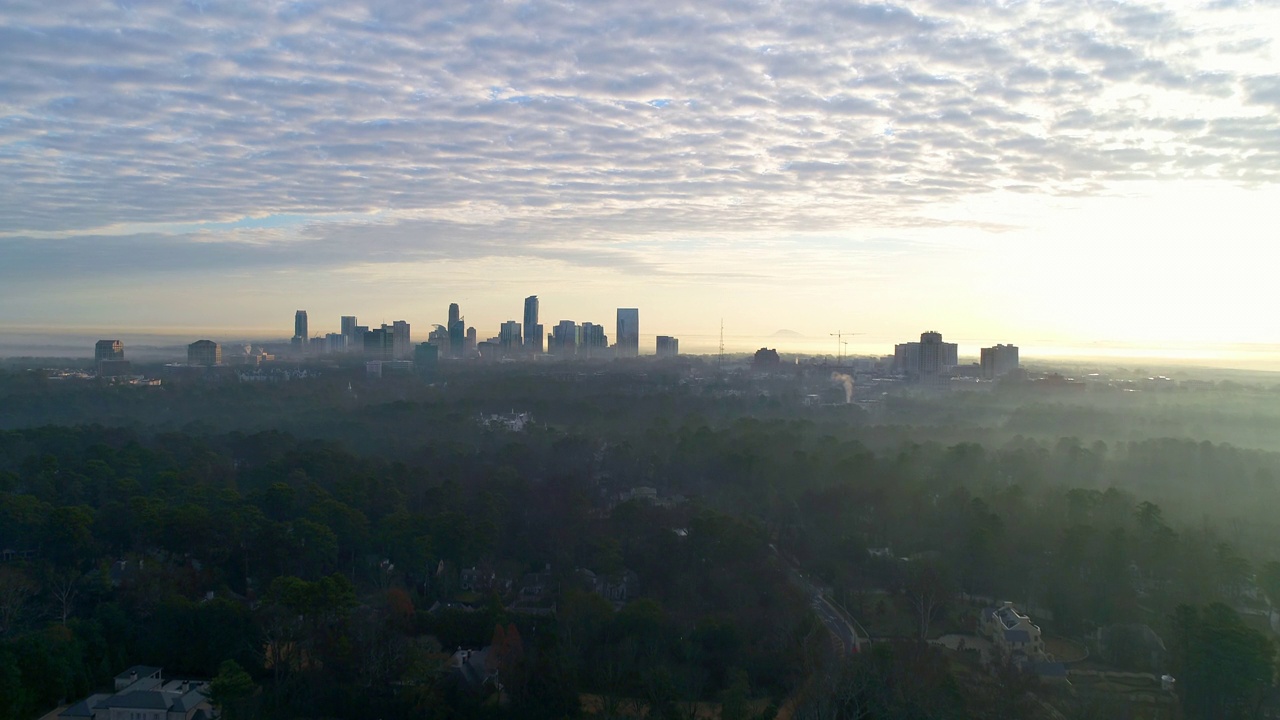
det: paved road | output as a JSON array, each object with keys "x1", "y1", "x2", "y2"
[
  {"x1": 774, "y1": 545, "x2": 862, "y2": 657},
  {"x1": 811, "y1": 592, "x2": 860, "y2": 656}
]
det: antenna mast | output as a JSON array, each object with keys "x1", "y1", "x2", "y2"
[{"x1": 718, "y1": 319, "x2": 725, "y2": 369}]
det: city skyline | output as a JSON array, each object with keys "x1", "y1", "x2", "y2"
[{"x1": 2, "y1": 2, "x2": 1279, "y2": 364}]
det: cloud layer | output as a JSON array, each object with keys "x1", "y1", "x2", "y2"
[{"x1": 1, "y1": 0, "x2": 1279, "y2": 307}]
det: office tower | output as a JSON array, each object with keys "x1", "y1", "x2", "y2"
[
  {"x1": 364, "y1": 325, "x2": 394, "y2": 361},
  {"x1": 616, "y1": 308, "x2": 639, "y2": 358},
  {"x1": 95, "y1": 340, "x2": 123, "y2": 363},
  {"x1": 523, "y1": 296, "x2": 543, "y2": 353},
  {"x1": 414, "y1": 342, "x2": 439, "y2": 380},
  {"x1": 980, "y1": 344, "x2": 1020, "y2": 379},
  {"x1": 656, "y1": 336, "x2": 679, "y2": 358},
  {"x1": 341, "y1": 316, "x2": 358, "y2": 348},
  {"x1": 428, "y1": 324, "x2": 449, "y2": 350},
  {"x1": 895, "y1": 331, "x2": 958, "y2": 377},
  {"x1": 580, "y1": 322, "x2": 608, "y2": 358},
  {"x1": 551, "y1": 321, "x2": 580, "y2": 356},
  {"x1": 392, "y1": 320, "x2": 411, "y2": 360},
  {"x1": 466, "y1": 327, "x2": 477, "y2": 353},
  {"x1": 448, "y1": 303, "x2": 465, "y2": 358},
  {"x1": 324, "y1": 333, "x2": 345, "y2": 354},
  {"x1": 95, "y1": 339, "x2": 131, "y2": 376},
  {"x1": 294, "y1": 311, "x2": 309, "y2": 347},
  {"x1": 188, "y1": 340, "x2": 222, "y2": 366},
  {"x1": 499, "y1": 320, "x2": 523, "y2": 354}
]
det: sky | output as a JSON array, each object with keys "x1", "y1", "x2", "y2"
[{"x1": 2, "y1": 0, "x2": 1279, "y2": 361}]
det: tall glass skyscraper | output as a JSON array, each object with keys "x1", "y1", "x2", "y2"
[
  {"x1": 294, "y1": 310, "x2": 308, "y2": 346},
  {"x1": 523, "y1": 295, "x2": 543, "y2": 353},
  {"x1": 616, "y1": 308, "x2": 639, "y2": 358}
]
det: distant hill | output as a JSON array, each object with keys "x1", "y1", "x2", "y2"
[{"x1": 771, "y1": 329, "x2": 804, "y2": 338}]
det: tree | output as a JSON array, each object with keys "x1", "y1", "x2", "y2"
[
  {"x1": 1259, "y1": 560, "x2": 1280, "y2": 608},
  {"x1": 209, "y1": 659, "x2": 258, "y2": 720},
  {"x1": 719, "y1": 668, "x2": 751, "y2": 720},
  {"x1": 0, "y1": 567, "x2": 35, "y2": 636},
  {"x1": 904, "y1": 561, "x2": 953, "y2": 641},
  {"x1": 1170, "y1": 603, "x2": 1275, "y2": 720},
  {"x1": 47, "y1": 569, "x2": 81, "y2": 626}
]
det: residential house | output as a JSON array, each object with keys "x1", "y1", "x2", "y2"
[
  {"x1": 575, "y1": 568, "x2": 639, "y2": 604},
  {"x1": 59, "y1": 666, "x2": 212, "y2": 720},
  {"x1": 981, "y1": 601, "x2": 1047, "y2": 661},
  {"x1": 448, "y1": 647, "x2": 496, "y2": 690}
]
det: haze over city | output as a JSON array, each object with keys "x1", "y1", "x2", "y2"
[{"x1": 3, "y1": 1, "x2": 1279, "y2": 367}]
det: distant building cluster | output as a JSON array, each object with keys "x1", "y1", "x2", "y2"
[
  {"x1": 891, "y1": 331, "x2": 1019, "y2": 384},
  {"x1": 294, "y1": 296, "x2": 680, "y2": 366}
]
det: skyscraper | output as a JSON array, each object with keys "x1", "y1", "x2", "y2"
[
  {"x1": 188, "y1": 340, "x2": 222, "y2": 366},
  {"x1": 95, "y1": 340, "x2": 131, "y2": 376},
  {"x1": 391, "y1": 321, "x2": 412, "y2": 360},
  {"x1": 341, "y1": 316, "x2": 358, "y2": 349},
  {"x1": 294, "y1": 311, "x2": 309, "y2": 347},
  {"x1": 95, "y1": 340, "x2": 123, "y2": 363},
  {"x1": 364, "y1": 325, "x2": 394, "y2": 361},
  {"x1": 580, "y1": 322, "x2": 607, "y2": 358},
  {"x1": 895, "y1": 331, "x2": 958, "y2": 378},
  {"x1": 980, "y1": 344, "x2": 1019, "y2": 379},
  {"x1": 447, "y1": 303, "x2": 464, "y2": 358},
  {"x1": 499, "y1": 320, "x2": 523, "y2": 354},
  {"x1": 523, "y1": 295, "x2": 543, "y2": 353},
  {"x1": 551, "y1": 321, "x2": 580, "y2": 356},
  {"x1": 414, "y1": 342, "x2": 439, "y2": 381},
  {"x1": 656, "y1": 336, "x2": 679, "y2": 358},
  {"x1": 616, "y1": 308, "x2": 639, "y2": 358}
]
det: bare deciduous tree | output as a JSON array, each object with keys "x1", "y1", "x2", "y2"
[
  {"x1": 0, "y1": 567, "x2": 36, "y2": 635},
  {"x1": 49, "y1": 569, "x2": 81, "y2": 626}
]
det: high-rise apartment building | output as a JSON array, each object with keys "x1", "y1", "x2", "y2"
[
  {"x1": 894, "y1": 331, "x2": 958, "y2": 378},
  {"x1": 188, "y1": 340, "x2": 222, "y2": 366},
  {"x1": 523, "y1": 296, "x2": 543, "y2": 353},
  {"x1": 656, "y1": 336, "x2": 679, "y2": 358},
  {"x1": 980, "y1": 344, "x2": 1019, "y2": 379},
  {"x1": 616, "y1": 308, "x2": 639, "y2": 358}
]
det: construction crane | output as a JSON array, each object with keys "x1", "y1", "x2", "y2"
[{"x1": 829, "y1": 331, "x2": 864, "y2": 365}]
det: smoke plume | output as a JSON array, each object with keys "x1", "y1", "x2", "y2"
[{"x1": 831, "y1": 372, "x2": 854, "y2": 404}]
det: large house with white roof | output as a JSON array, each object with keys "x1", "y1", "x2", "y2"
[{"x1": 58, "y1": 666, "x2": 213, "y2": 720}]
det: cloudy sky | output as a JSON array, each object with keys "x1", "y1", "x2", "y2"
[{"x1": 2, "y1": 0, "x2": 1279, "y2": 358}]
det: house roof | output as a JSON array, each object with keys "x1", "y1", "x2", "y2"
[
  {"x1": 103, "y1": 691, "x2": 169, "y2": 710},
  {"x1": 169, "y1": 689, "x2": 208, "y2": 712},
  {"x1": 115, "y1": 665, "x2": 161, "y2": 681},
  {"x1": 59, "y1": 694, "x2": 111, "y2": 718}
]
